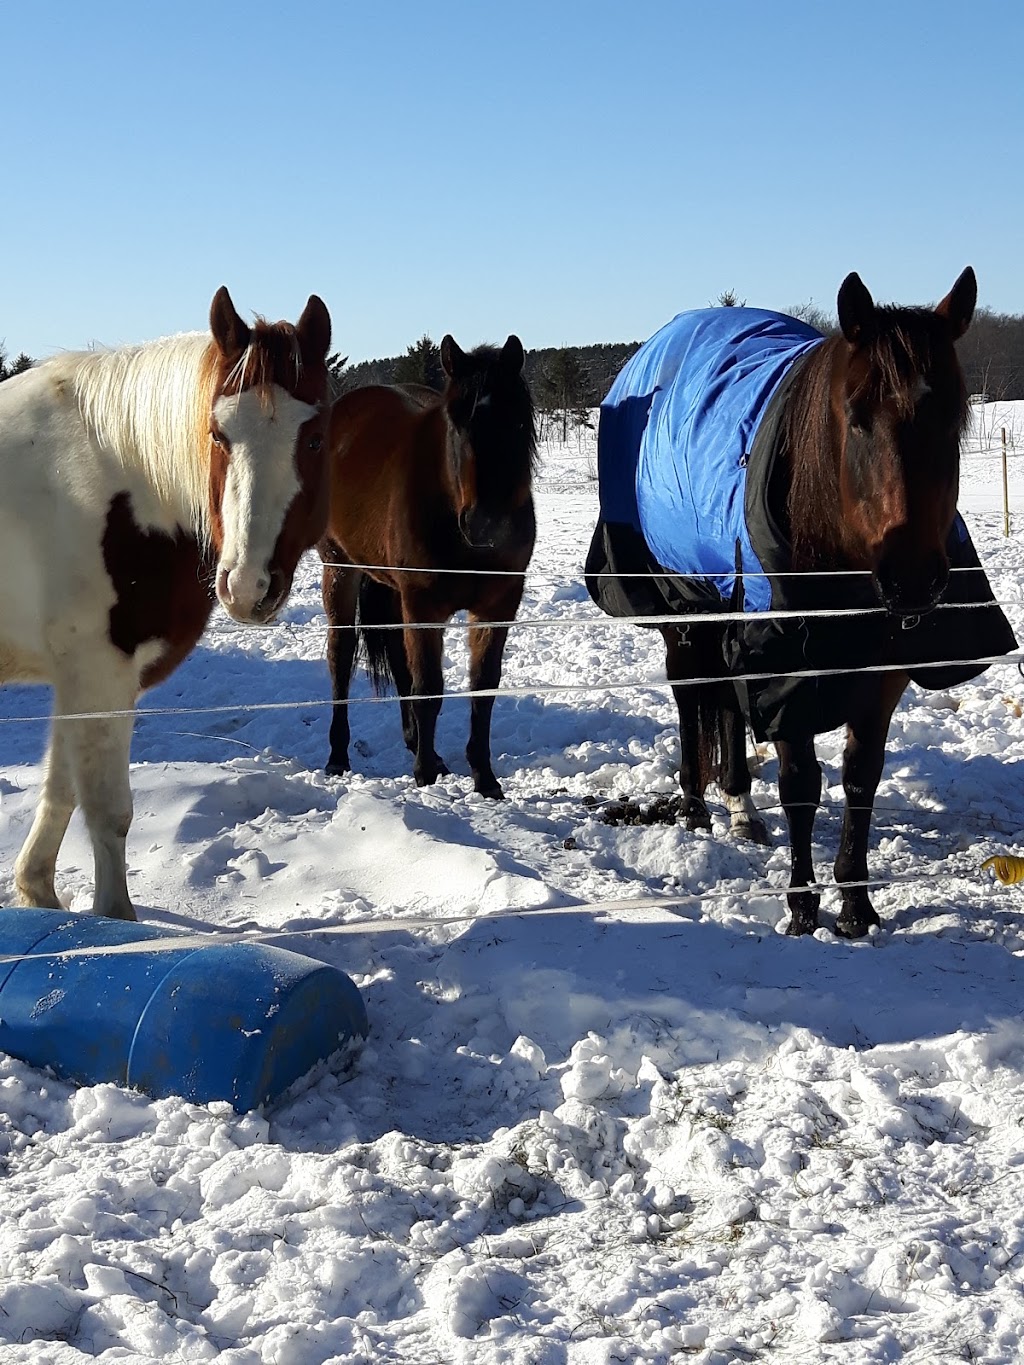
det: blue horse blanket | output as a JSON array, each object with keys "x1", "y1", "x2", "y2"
[
  {"x1": 586, "y1": 305, "x2": 1017, "y2": 740},
  {"x1": 597, "y1": 307, "x2": 823, "y2": 611}
]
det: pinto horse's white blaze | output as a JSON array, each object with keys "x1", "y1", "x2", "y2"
[
  {"x1": 212, "y1": 387, "x2": 317, "y2": 621},
  {"x1": 0, "y1": 288, "x2": 331, "y2": 919}
]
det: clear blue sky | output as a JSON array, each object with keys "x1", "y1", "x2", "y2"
[{"x1": 2, "y1": 1, "x2": 1021, "y2": 363}]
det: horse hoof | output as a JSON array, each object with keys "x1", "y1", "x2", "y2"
[
  {"x1": 733, "y1": 817, "x2": 770, "y2": 846},
  {"x1": 684, "y1": 811, "x2": 712, "y2": 833},
  {"x1": 834, "y1": 910, "x2": 881, "y2": 940},
  {"x1": 476, "y1": 781, "x2": 505, "y2": 800},
  {"x1": 96, "y1": 903, "x2": 138, "y2": 923},
  {"x1": 416, "y1": 757, "x2": 450, "y2": 786},
  {"x1": 785, "y1": 891, "x2": 820, "y2": 936},
  {"x1": 325, "y1": 761, "x2": 349, "y2": 778},
  {"x1": 785, "y1": 914, "x2": 817, "y2": 937}
]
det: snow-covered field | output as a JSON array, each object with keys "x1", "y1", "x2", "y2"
[{"x1": 0, "y1": 402, "x2": 1023, "y2": 1364}]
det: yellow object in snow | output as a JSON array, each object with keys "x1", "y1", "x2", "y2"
[{"x1": 982, "y1": 855, "x2": 1024, "y2": 885}]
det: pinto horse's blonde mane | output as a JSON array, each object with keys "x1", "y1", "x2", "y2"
[{"x1": 61, "y1": 332, "x2": 218, "y2": 543}]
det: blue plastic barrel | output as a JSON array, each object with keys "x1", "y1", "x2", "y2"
[{"x1": 0, "y1": 908, "x2": 368, "y2": 1110}]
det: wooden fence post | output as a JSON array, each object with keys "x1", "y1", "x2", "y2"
[{"x1": 1003, "y1": 427, "x2": 1010, "y2": 537}]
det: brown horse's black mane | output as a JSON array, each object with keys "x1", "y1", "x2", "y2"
[
  {"x1": 782, "y1": 306, "x2": 968, "y2": 567},
  {"x1": 442, "y1": 343, "x2": 538, "y2": 477}
]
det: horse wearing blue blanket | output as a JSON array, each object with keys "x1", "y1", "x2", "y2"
[{"x1": 587, "y1": 270, "x2": 1016, "y2": 937}]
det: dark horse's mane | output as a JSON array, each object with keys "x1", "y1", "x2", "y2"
[
  {"x1": 442, "y1": 343, "x2": 539, "y2": 476},
  {"x1": 782, "y1": 306, "x2": 969, "y2": 569}
]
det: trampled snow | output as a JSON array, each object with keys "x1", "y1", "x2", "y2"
[{"x1": 0, "y1": 404, "x2": 1022, "y2": 1363}]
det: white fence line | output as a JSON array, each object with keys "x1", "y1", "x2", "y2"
[{"x1": 1, "y1": 650, "x2": 1022, "y2": 727}]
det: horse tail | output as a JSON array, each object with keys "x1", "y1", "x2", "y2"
[
  {"x1": 664, "y1": 621, "x2": 723, "y2": 798},
  {"x1": 357, "y1": 577, "x2": 401, "y2": 695}
]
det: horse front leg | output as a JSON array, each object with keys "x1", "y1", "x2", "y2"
[
  {"x1": 320, "y1": 543, "x2": 360, "y2": 776},
  {"x1": 466, "y1": 618, "x2": 511, "y2": 799},
  {"x1": 833, "y1": 672, "x2": 907, "y2": 939},
  {"x1": 403, "y1": 613, "x2": 448, "y2": 787},
  {"x1": 777, "y1": 736, "x2": 822, "y2": 935}
]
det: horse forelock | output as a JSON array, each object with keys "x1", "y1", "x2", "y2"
[
  {"x1": 218, "y1": 317, "x2": 326, "y2": 408},
  {"x1": 856, "y1": 306, "x2": 968, "y2": 432},
  {"x1": 69, "y1": 333, "x2": 218, "y2": 544},
  {"x1": 444, "y1": 345, "x2": 538, "y2": 477}
]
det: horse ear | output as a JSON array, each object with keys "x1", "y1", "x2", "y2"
[
  {"x1": 935, "y1": 267, "x2": 977, "y2": 340},
  {"x1": 210, "y1": 286, "x2": 250, "y2": 357},
  {"x1": 501, "y1": 335, "x2": 525, "y2": 374},
  {"x1": 837, "y1": 273, "x2": 876, "y2": 345},
  {"x1": 296, "y1": 294, "x2": 332, "y2": 361},
  {"x1": 440, "y1": 334, "x2": 465, "y2": 379}
]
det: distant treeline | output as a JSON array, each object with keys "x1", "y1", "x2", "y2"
[
  {"x1": 333, "y1": 338, "x2": 641, "y2": 411},
  {"x1": 331, "y1": 304, "x2": 1024, "y2": 410},
  {"x1": 956, "y1": 310, "x2": 1024, "y2": 400}
]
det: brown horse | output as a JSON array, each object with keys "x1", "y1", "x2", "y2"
[
  {"x1": 733, "y1": 269, "x2": 977, "y2": 937},
  {"x1": 320, "y1": 334, "x2": 536, "y2": 797},
  {"x1": 589, "y1": 269, "x2": 1016, "y2": 939}
]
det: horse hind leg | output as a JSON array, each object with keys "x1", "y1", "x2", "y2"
[
  {"x1": 401, "y1": 599, "x2": 449, "y2": 787},
  {"x1": 718, "y1": 692, "x2": 769, "y2": 845},
  {"x1": 358, "y1": 577, "x2": 436, "y2": 768},
  {"x1": 380, "y1": 617, "x2": 418, "y2": 757},
  {"x1": 321, "y1": 548, "x2": 360, "y2": 776},
  {"x1": 14, "y1": 722, "x2": 75, "y2": 908},
  {"x1": 32, "y1": 671, "x2": 138, "y2": 920},
  {"x1": 664, "y1": 625, "x2": 713, "y2": 833}
]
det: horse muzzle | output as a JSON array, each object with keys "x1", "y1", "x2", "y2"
[
  {"x1": 874, "y1": 563, "x2": 949, "y2": 620},
  {"x1": 459, "y1": 507, "x2": 516, "y2": 550},
  {"x1": 217, "y1": 564, "x2": 290, "y2": 624}
]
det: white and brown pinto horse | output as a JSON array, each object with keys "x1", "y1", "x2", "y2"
[{"x1": 0, "y1": 288, "x2": 332, "y2": 919}]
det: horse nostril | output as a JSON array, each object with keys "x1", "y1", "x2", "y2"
[
  {"x1": 930, "y1": 564, "x2": 950, "y2": 601},
  {"x1": 459, "y1": 508, "x2": 500, "y2": 548},
  {"x1": 255, "y1": 569, "x2": 289, "y2": 622}
]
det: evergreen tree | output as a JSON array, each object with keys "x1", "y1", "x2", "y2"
[
  {"x1": 0, "y1": 344, "x2": 34, "y2": 382},
  {"x1": 394, "y1": 334, "x2": 443, "y2": 390},
  {"x1": 541, "y1": 349, "x2": 590, "y2": 442}
]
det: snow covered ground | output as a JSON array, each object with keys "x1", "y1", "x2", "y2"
[{"x1": 0, "y1": 402, "x2": 1022, "y2": 1363}]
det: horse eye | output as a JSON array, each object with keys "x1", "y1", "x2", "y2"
[
  {"x1": 210, "y1": 428, "x2": 224, "y2": 448},
  {"x1": 308, "y1": 434, "x2": 323, "y2": 452}
]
